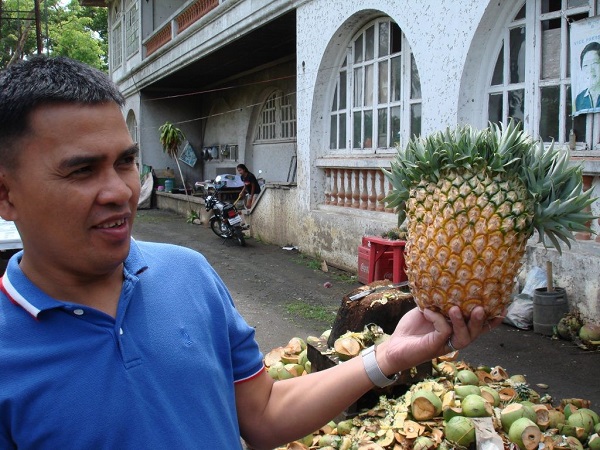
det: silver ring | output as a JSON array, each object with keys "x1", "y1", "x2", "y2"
[{"x1": 447, "y1": 338, "x2": 457, "y2": 352}]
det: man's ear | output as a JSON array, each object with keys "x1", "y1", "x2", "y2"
[{"x1": 0, "y1": 170, "x2": 17, "y2": 221}]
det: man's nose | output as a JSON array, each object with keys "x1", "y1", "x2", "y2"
[{"x1": 98, "y1": 170, "x2": 135, "y2": 204}]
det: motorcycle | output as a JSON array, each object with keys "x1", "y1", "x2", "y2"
[{"x1": 203, "y1": 176, "x2": 246, "y2": 247}]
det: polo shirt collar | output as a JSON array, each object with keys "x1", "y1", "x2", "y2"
[{"x1": 0, "y1": 239, "x2": 148, "y2": 318}]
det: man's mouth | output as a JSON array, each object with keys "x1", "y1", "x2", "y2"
[{"x1": 96, "y1": 219, "x2": 126, "y2": 229}]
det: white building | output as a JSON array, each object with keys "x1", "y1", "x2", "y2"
[{"x1": 86, "y1": 0, "x2": 600, "y2": 322}]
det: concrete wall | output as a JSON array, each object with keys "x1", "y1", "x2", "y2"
[{"x1": 523, "y1": 243, "x2": 600, "y2": 324}]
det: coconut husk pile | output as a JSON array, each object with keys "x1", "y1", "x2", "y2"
[
  {"x1": 556, "y1": 312, "x2": 600, "y2": 352},
  {"x1": 266, "y1": 338, "x2": 600, "y2": 450}
]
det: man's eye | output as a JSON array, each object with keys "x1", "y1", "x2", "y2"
[
  {"x1": 71, "y1": 166, "x2": 93, "y2": 176},
  {"x1": 119, "y1": 155, "x2": 137, "y2": 167}
]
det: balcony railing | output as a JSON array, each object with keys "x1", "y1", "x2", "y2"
[
  {"x1": 176, "y1": 0, "x2": 219, "y2": 33},
  {"x1": 323, "y1": 167, "x2": 394, "y2": 213},
  {"x1": 321, "y1": 169, "x2": 598, "y2": 242},
  {"x1": 144, "y1": 0, "x2": 220, "y2": 57},
  {"x1": 146, "y1": 23, "x2": 172, "y2": 56}
]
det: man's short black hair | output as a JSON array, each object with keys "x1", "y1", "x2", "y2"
[
  {"x1": 0, "y1": 56, "x2": 125, "y2": 169},
  {"x1": 580, "y1": 41, "x2": 600, "y2": 68}
]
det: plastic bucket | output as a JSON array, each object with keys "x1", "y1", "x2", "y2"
[
  {"x1": 533, "y1": 287, "x2": 568, "y2": 335},
  {"x1": 164, "y1": 179, "x2": 174, "y2": 193}
]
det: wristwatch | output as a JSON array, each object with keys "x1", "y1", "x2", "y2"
[{"x1": 361, "y1": 345, "x2": 400, "y2": 388}]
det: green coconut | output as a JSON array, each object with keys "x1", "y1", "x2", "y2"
[
  {"x1": 267, "y1": 361, "x2": 283, "y2": 379},
  {"x1": 304, "y1": 360, "x2": 311, "y2": 374},
  {"x1": 297, "y1": 349, "x2": 308, "y2": 366},
  {"x1": 445, "y1": 415, "x2": 476, "y2": 447},
  {"x1": 547, "y1": 409, "x2": 566, "y2": 428},
  {"x1": 480, "y1": 386, "x2": 501, "y2": 407},
  {"x1": 335, "y1": 419, "x2": 354, "y2": 436},
  {"x1": 455, "y1": 369, "x2": 479, "y2": 386},
  {"x1": 568, "y1": 410, "x2": 596, "y2": 440},
  {"x1": 413, "y1": 436, "x2": 436, "y2": 450},
  {"x1": 596, "y1": 422, "x2": 600, "y2": 434},
  {"x1": 411, "y1": 390, "x2": 443, "y2": 420},
  {"x1": 564, "y1": 436, "x2": 584, "y2": 450},
  {"x1": 443, "y1": 406, "x2": 463, "y2": 423},
  {"x1": 501, "y1": 403, "x2": 538, "y2": 432},
  {"x1": 318, "y1": 434, "x2": 341, "y2": 447},
  {"x1": 578, "y1": 408, "x2": 600, "y2": 425},
  {"x1": 559, "y1": 423, "x2": 588, "y2": 441},
  {"x1": 565, "y1": 403, "x2": 579, "y2": 420},
  {"x1": 454, "y1": 385, "x2": 481, "y2": 399},
  {"x1": 589, "y1": 433, "x2": 600, "y2": 450},
  {"x1": 461, "y1": 394, "x2": 493, "y2": 418},
  {"x1": 579, "y1": 323, "x2": 600, "y2": 342},
  {"x1": 508, "y1": 417, "x2": 541, "y2": 450}
]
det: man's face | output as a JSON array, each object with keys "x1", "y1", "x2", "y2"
[
  {"x1": 582, "y1": 50, "x2": 600, "y2": 90},
  {"x1": 0, "y1": 102, "x2": 140, "y2": 279}
]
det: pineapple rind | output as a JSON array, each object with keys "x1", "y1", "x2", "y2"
[{"x1": 404, "y1": 168, "x2": 532, "y2": 318}]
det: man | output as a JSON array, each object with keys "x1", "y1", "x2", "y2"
[
  {"x1": 575, "y1": 41, "x2": 600, "y2": 112},
  {"x1": 236, "y1": 163, "x2": 261, "y2": 209},
  {"x1": 0, "y1": 56, "x2": 496, "y2": 449}
]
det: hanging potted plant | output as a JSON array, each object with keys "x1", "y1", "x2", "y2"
[{"x1": 158, "y1": 121, "x2": 194, "y2": 215}]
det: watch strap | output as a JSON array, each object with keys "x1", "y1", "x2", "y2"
[{"x1": 361, "y1": 345, "x2": 399, "y2": 388}]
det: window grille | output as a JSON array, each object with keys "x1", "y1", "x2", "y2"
[
  {"x1": 487, "y1": 0, "x2": 599, "y2": 149},
  {"x1": 111, "y1": 20, "x2": 123, "y2": 71},
  {"x1": 254, "y1": 91, "x2": 297, "y2": 141},
  {"x1": 329, "y1": 19, "x2": 421, "y2": 152},
  {"x1": 125, "y1": 2, "x2": 139, "y2": 58}
]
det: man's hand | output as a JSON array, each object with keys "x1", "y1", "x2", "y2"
[{"x1": 377, "y1": 306, "x2": 503, "y2": 376}]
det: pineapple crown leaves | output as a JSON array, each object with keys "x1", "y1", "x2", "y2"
[
  {"x1": 383, "y1": 120, "x2": 598, "y2": 253},
  {"x1": 159, "y1": 122, "x2": 185, "y2": 158}
]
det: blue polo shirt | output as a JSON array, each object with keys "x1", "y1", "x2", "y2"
[{"x1": 0, "y1": 240, "x2": 264, "y2": 449}]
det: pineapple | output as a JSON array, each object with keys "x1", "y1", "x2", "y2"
[{"x1": 383, "y1": 121, "x2": 596, "y2": 319}]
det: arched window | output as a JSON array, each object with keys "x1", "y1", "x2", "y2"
[
  {"x1": 126, "y1": 110, "x2": 138, "y2": 144},
  {"x1": 254, "y1": 91, "x2": 297, "y2": 142},
  {"x1": 329, "y1": 18, "x2": 421, "y2": 152},
  {"x1": 487, "y1": 0, "x2": 599, "y2": 149}
]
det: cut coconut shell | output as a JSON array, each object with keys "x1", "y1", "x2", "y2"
[
  {"x1": 411, "y1": 390, "x2": 443, "y2": 420},
  {"x1": 400, "y1": 420, "x2": 425, "y2": 439},
  {"x1": 508, "y1": 417, "x2": 542, "y2": 450},
  {"x1": 333, "y1": 336, "x2": 361, "y2": 361},
  {"x1": 532, "y1": 404, "x2": 550, "y2": 430}
]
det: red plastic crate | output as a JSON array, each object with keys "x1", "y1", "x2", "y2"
[{"x1": 357, "y1": 245, "x2": 395, "y2": 284}]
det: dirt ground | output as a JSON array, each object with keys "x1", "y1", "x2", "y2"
[{"x1": 132, "y1": 208, "x2": 600, "y2": 409}]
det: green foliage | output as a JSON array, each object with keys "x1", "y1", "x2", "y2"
[
  {"x1": 1, "y1": 0, "x2": 107, "y2": 70},
  {"x1": 383, "y1": 120, "x2": 598, "y2": 253},
  {"x1": 159, "y1": 122, "x2": 185, "y2": 158},
  {"x1": 186, "y1": 210, "x2": 200, "y2": 224}
]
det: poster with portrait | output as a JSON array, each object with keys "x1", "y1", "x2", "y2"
[{"x1": 571, "y1": 16, "x2": 600, "y2": 116}]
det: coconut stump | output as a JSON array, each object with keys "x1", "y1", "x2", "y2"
[{"x1": 307, "y1": 280, "x2": 432, "y2": 418}]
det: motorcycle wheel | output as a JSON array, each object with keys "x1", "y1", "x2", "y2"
[
  {"x1": 210, "y1": 218, "x2": 230, "y2": 238},
  {"x1": 234, "y1": 228, "x2": 246, "y2": 247}
]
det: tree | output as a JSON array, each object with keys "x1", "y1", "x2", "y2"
[{"x1": 0, "y1": 0, "x2": 108, "y2": 70}]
